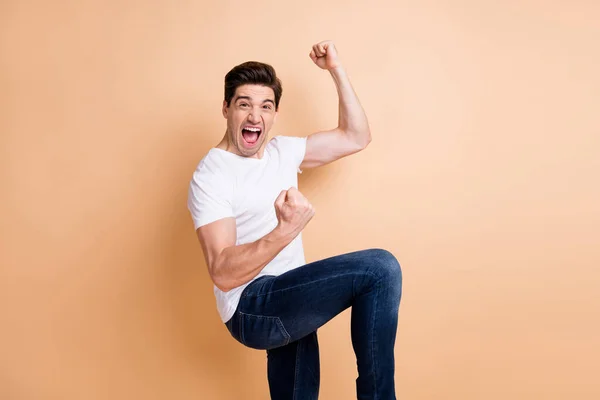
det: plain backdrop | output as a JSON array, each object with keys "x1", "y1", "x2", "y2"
[{"x1": 1, "y1": 1, "x2": 599, "y2": 399}]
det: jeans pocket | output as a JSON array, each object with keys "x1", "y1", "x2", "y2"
[{"x1": 240, "y1": 312, "x2": 291, "y2": 350}]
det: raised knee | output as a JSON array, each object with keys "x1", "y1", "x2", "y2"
[{"x1": 368, "y1": 248, "x2": 402, "y2": 284}]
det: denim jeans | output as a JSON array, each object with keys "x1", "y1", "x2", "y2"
[{"x1": 224, "y1": 248, "x2": 402, "y2": 400}]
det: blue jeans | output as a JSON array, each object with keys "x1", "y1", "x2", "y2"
[{"x1": 225, "y1": 248, "x2": 402, "y2": 400}]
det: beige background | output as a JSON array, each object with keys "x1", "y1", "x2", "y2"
[{"x1": 1, "y1": 0, "x2": 599, "y2": 399}]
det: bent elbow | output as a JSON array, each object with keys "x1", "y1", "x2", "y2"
[
  {"x1": 356, "y1": 133, "x2": 371, "y2": 151},
  {"x1": 363, "y1": 133, "x2": 372, "y2": 149},
  {"x1": 209, "y1": 263, "x2": 233, "y2": 293},
  {"x1": 356, "y1": 128, "x2": 372, "y2": 150},
  {"x1": 216, "y1": 284, "x2": 233, "y2": 293},
  {"x1": 211, "y1": 273, "x2": 234, "y2": 293}
]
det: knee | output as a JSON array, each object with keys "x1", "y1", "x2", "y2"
[{"x1": 367, "y1": 248, "x2": 402, "y2": 287}]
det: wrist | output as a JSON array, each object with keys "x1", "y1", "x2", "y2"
[
  {"x1": 328, "y1": 65, "x2": 346, "y2": 76},
  {"x1": 269, "y1": 224, "x2": 295, "y2": 245}
]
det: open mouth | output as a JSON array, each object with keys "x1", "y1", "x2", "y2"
[{"x1": 241, "y1": 126, "x2": 262, "y2": 146}]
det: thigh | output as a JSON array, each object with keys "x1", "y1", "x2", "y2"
[{"x1": 238, "y1": 248, "x2": 394, "y2": 342}]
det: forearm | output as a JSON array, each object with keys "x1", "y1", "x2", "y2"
[
  {"x1": 212, "y1": 226, "x2": 294, "y2": 292},
  {"x1": 329, "y1": 67, "x2": 371, "y2": 147}
]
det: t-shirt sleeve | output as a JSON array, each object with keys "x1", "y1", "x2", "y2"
[
  {"x1": 277, "y1": 135, "x2": 307, "y2": 174},
  {"x1": 187, "y1": 167, "x2": 234, "y2": 230}
]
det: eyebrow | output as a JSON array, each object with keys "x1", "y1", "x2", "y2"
[{"x1": 235, "y1": 96, "x2": 275, "y2": 105}]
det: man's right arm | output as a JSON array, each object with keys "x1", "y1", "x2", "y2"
[
  {"x1": 196, "y1": 218, "x2": 295, "y2": 292},
  {"x1": 195, "y1": 187, "x2": 315, "y2": 292}
]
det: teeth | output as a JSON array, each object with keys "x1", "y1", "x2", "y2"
[{"x1": 244, "y1": 127, "x2": 260, "y2": 132}]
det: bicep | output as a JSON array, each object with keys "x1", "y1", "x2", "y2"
[
  {"x1": 300, "y1": 128, "x2": 365, "y2": 170},
  {"x1": 195, "y1": 217, "x2": 236, "y2": 273}
]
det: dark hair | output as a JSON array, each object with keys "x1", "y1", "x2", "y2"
[{"x1": 224, "y1": 61, "x2": 283, "y2": 110}]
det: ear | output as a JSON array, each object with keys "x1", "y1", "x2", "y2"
[{"x1": 222, "y1": 100, "x2": 228, "y2": 118}]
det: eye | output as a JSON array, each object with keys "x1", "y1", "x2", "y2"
[
  {"x1": 239, "y1": 103, "x2": 249, "y2": 108},
  {"x1": 263, "y1": 104, "x2": 273, "y2": 110}
]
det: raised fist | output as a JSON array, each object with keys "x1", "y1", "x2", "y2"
[
  {"x1": 309, "y1": 40, "x2": 342, "y2": 70},
  {"x1": 274, "y1": 187, "x2": 315, "y2": 239}
]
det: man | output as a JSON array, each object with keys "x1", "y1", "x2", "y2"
[{"x1": 188, "y1": 41, "x2": 402, "y2": 400}]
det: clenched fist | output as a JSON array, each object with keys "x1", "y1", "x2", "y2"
[
  {"x1": 309, "y1": 40, "x2": 342, "y2": 70},
  {"x1": 274, "y1": 187, "x2": 315, "y2": 239}
]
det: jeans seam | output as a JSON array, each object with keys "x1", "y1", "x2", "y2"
[
  {"x1": 243, "y1": 272, "x2": 381, "y2": 299},
  {"x1": 277, "y1": 318, "x2": 292, "y2": 345},
  {"x1": 239, "y1": 312, "x2": 244, "y2": 345},
  {"x1": 241, "y1": 275, "x2": 273, "y2": 298},
  {"x1": 372, "y1": 279, "x2": 380, "y2": 399},
  {"x1": 293, "y1": 340, "x2": 301, "y2": 400}
]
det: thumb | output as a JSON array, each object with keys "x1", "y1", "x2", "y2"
[{"x1": 274, "y1": 189, "x2": 288, "y2": 209}]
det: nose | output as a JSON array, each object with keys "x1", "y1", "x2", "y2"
[{"x1": 248, "y1": 108, "x2": 260, "y2": 124}]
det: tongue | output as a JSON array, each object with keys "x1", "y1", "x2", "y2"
[{"x1": 243, "y1": 131, "x2": 259, "y2": 144}]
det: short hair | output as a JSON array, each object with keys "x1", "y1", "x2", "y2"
[{"x1": 224, "y1": 61, "x2": 283, "y2": 110}]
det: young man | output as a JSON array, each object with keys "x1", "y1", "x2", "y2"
[{"x1": 188, "y1": 41, "x2": 402, "y2": 400}]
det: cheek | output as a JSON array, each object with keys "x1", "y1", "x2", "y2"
[
  {"x1": 263, "y1": 113, "x2": 276, "y2": 125},
  {"x1": 228, "y1": 113, "x2": 242, "y2": 128}
]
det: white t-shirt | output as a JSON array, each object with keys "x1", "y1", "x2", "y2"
[{"x1": 187, "y1": 135, "x2": 308, "y2": 323}]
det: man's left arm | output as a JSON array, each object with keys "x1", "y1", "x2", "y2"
[{"x1": 300, "y1": 41, "x2": 372, "y2": 170}]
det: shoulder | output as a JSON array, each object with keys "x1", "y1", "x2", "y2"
[
  {"x1": 268, "y1": 135, "x2": 307, "y2": 149},
  {"x1": 187, "y1": 151, "x2": 236, "y2": 229},
  {"x1": 267, "y1": 135, "x2": 307, "y2": 172},
  {"x1": 189, "y1": 150, "x2": 234, "y2": 192},
  {"x1": 267, "y1": 135, "x2": 307, "y2": 161}
]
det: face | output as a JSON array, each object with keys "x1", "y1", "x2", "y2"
[{"x1": 222, "y1": 84, "x2": 278, "y2": 158}]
